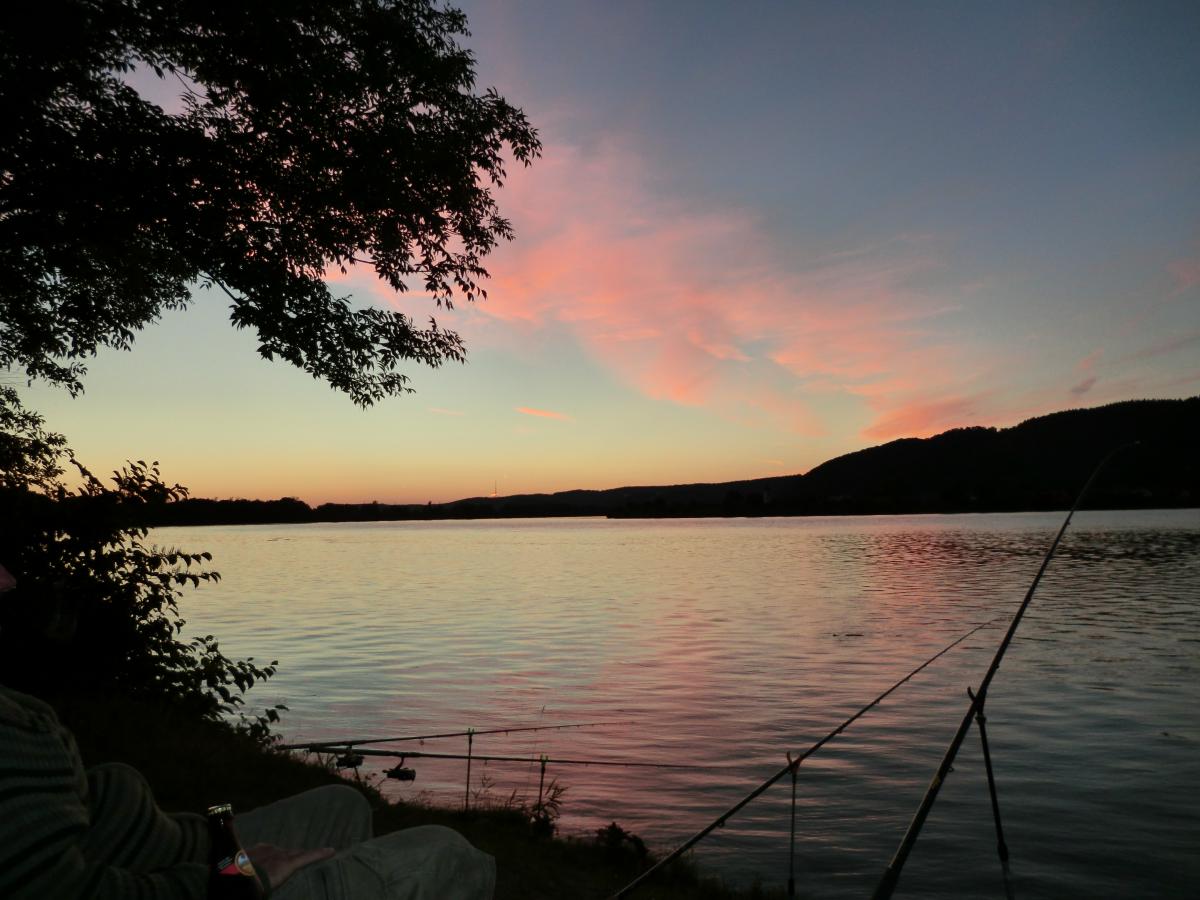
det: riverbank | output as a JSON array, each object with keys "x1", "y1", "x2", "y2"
[{"x1": 56, "y1": 692, "x2": 780, "y2": 899}]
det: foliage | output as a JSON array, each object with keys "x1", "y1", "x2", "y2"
[
  {"x1": 596, "y1": 821, "x2": 648, "y2": 861},
  {"x1": 0, "y1": 385, "x2": 67, "y2": 492},
  {"x1": 0, "y1": 387, "x2": 281, "y2": 732},
  {"x1": 530, "y1": 777, "x2": 566, "y2": 837},
  {"x1": 0, "y1": 0, "x2": 540, "y2": 404}
]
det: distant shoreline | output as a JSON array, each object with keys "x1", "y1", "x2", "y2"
[
  {"x1": 146, "y1": 396, "x2": 1197, "y2": 528},
  {"x1": 145, "y1": 503, "x2": 1199, "y2": 529}
]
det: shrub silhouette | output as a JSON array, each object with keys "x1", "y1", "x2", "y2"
[{"x1": 0, "y1": 388, "x2": 282, "y2": 735}]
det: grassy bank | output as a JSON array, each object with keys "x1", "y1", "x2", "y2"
[{"x1": 55, "y1": 693, "x2": 781, "y2": 899}]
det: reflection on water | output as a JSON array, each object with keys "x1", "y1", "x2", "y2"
[{"x1": 161, "y1": 509, "x2": 1200, "y2": 899}]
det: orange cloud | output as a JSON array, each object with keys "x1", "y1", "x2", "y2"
[{"x1": 516, "y1": 406, "x2": 572, "y2": 421}]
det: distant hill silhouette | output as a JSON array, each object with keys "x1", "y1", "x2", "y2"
[{"x1": 147, "y1": 397, "x2": 1198, "y2": 526}]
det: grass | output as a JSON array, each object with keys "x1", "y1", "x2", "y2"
[{"x1": 54, "y1": 692, "x2": 783, "y2": 900}]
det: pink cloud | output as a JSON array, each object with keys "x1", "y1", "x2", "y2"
[
  {"x1": 477, "y1": 139, "x2": 976, "y2": 437},
  {"x1": 516, "y1": 406, "x2": 572, "y2": 421},
  {"x1": 428, "y1": 407, "x2": 465, "y2": 416},
  {"x1": 862, "y1": 394, "x2": 990, "y2": 441},
  {"x1": 329, "y1": 136, "x2": 1190, "y2": 447},
  {"x1": 305, "y1": 132, "x2": 1002, "y2": 441},
  {"x1": 324, "y1": 136, "x2": 1194, "y2": 447}
]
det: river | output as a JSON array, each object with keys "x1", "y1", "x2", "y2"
[{"x1": 159, "y1": 509, "x2": 1200, "y2": 898}]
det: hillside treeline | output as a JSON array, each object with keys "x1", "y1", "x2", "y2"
[{"x1": 145, "y1": 397, "x2": 1198, "y2": 525}]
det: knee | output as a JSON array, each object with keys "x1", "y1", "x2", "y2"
[
  {"x1": 319, "y1": 787, "x2": 369, "y2": 816},
  {"x1": 318, "y1": 784, "x2": 372, "y2": 818},
  {"x1": 324, "y1": 784, "x2": 372, "y2": 832}
]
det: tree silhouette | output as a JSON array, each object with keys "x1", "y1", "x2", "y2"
[
  {"x1": 0, "y1": 387, "x2": 283, "y2": 733},
  {"x1": 0, "y1": 0, "x2": 540, "y2": 404}
]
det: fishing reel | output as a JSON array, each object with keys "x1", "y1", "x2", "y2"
[
  {"x1": 385, "y1": 757, "x2": 416, "y2": 781},
  {"x1": 334, "y1": 751, "x2": 365, "y2": 769}
]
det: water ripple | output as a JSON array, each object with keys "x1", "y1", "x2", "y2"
[{"x1": 158, "y1": 509, "x2": 1200, "y2": 898}]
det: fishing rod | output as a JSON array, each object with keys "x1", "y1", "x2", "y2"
[
  {"x1": 871, "y1": 442, "x2": 1136, "y2": 900},
  {"x1": 336, "y1": 748, "x2": 724, "y2": 821},
  {"x1": 614, "y1": 615, "x2": 1001, "y2": 899},
  {"x1": 335, "y1": 748, "x2": 723, "y2": 769},
  {"x1": 289, "y1": 721, "x2": 715, "y2": 813},
  {"x1": 277, "y1": 719, "x2": 635, "y2": 751}
]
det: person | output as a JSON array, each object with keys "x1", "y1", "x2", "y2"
[{"x1": 0, "y1": 564, "x2": 496, "y2": 899}]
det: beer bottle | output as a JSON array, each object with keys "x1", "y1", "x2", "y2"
[{"x1": 206, "y1": 803, "x2": 264, "y2": 899}]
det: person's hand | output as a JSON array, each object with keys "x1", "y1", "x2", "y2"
[{"x1": 247, "y1": 843, "x2": 335, "y2": 890}]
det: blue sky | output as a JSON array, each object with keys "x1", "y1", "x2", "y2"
[{"x1": 20, "y1": 1, "x2": 1200, "y2": 503}]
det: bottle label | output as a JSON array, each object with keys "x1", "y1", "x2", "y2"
[{"x1": 215, "y1": 851, "x2": 256, "y2": 877}]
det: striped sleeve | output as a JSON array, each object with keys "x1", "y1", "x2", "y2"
[{"x1": 0, "y1": 688, "x2": 207, "y2": 900}]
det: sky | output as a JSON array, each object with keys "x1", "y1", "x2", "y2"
[{"x1": 19, "y1": 1, "x2": 1200, "y2": 504}]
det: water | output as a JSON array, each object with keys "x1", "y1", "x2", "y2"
[{"x1": 159, "y1": 510, "x2": 1200, "y2": 898}]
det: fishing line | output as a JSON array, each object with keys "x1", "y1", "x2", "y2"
[{"x1": 614, "y1": 614, "x2": 1002, "y2": 898}]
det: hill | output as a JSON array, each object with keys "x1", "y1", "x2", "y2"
[{"x1": 148, "y1": 397, "x2": 1198, "y2": 524}]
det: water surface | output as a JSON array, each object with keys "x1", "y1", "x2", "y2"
[{"x1": 160, "y1": 510, "x2": 1200, "y2": 898}]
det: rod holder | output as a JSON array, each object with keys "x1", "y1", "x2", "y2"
[
  {"x1": 968, "y1": 688, "x2": 1009, "y2": 862},
  {"x1": 537, "y1": 754, "x2": 549, "y2": 812},
  {"x1": 464, "y1": 728, "x2": 475, "y2": 812}
]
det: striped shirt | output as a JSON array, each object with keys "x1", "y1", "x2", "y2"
[{"x1": 0, "y1": 686, "x2": 208, "y2": 899}]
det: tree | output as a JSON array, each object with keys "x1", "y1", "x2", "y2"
[
  {"x1": 0, "y1": 0, "x2": 540, "y2": 405},
  {"x1": 0, "y1": 1, "x2": 537, "y2": 737}
]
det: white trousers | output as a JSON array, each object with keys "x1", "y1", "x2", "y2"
[{"x1": 239, "y1": 785, "x2": 496, "y2": 900}]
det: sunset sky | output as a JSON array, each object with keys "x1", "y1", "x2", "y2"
[{"x1": 21, "y1": 1, "x2": 1200, "y2": 504}]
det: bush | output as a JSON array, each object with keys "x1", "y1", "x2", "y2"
[{"x1": 0, "y1": 387, "x2": 281, "y2": 734}]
